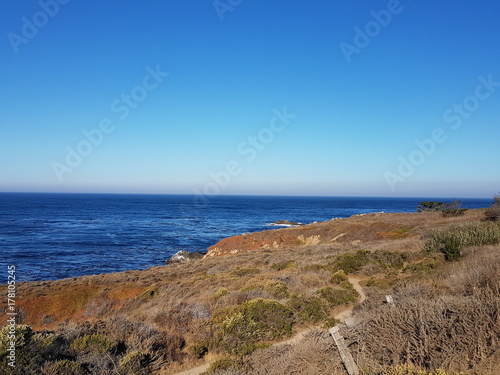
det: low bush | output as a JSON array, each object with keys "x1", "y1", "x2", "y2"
[
  {"x1": 214, "y1": 288, "x2": 229, "y2": 298},
  {"x1": 371, "y1": 251, "x2": 407, "y2": 270},
  {"x1": 70, "y1": 334, "x2": 115, "y2": 355},
  {"x1": 286, "y1": 294, "x2": 329, "y2": 323},
  {"x1": 265, "y1": 281, "x2": 289, "y2": 299},
  {"x1": 231, "y1": 267, "x2": 260, "y2": 277},
  {"x1": 118, "y1": 351, "x2": 151, "y2": 375},
  {"x1": 417, "y1": 201, "x2": 447, "y2": 212},
  {"x1": 330, "y1": 270, "x2": 348, "y2": 284},
  {"x1": 334, "y1": 250, "x2": 371, "y2": 273},
  {"x1": 271, "y1": 260, "x2": 297, "y2": 271},
  {"x1": 210, "y1": 298, "x2": 294, "y2": 354},
  {"x1": 484, "y1": 193, "x2": 500, "y2": 221},
  {"x1": 317, "y1": 285, "x2": 359, "y2": 307},
  {"x1": 424, "y1": 221, "x2": 500, "y2": 260}
]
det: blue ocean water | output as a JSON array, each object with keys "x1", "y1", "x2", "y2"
[{"x1": 0, "y1": 193, "x2": 491, "y2": 282}]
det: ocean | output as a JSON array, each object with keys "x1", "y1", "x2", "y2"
[{"x1": 0, "y1": 193, "x2": 491, "y2": 282}]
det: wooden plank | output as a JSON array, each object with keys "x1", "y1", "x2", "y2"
[{"x1": 329, "y1": 327, "x2": 359, "y2": 375}]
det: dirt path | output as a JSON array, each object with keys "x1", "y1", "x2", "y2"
[
  {"x1": 334, "y1": 276, "x2": 366, "y2": 322},
  {"x1": 275, "y1": 276, "x2": 366, "y2": 347},
  {"x1": 172, "y1": 363, "x2": 210, "y2": 375},
  {"x1": 170, "y1": 277, "x2": 365, "y2": 375}
]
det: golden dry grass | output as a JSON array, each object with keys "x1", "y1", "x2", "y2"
[{"x1": 2, "y1": 208, "x2": 497, "y2": 374}]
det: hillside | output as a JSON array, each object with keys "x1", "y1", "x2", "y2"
[{"x1": 1, "y1": 208, "x2": 499, "y2": 374}]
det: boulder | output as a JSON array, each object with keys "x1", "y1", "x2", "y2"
[{"x1": 166, "y1": 250, "x2": 206, "y2": 264}]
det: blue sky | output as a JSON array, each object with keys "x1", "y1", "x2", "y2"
[{"x1": 1, "y1": 0, "x2": 499, "y2": 198}]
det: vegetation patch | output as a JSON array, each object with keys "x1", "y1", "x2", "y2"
[
  {"x1": 210, "y1": 298, "x2": 294, "y2": 354},
  {"x1": 334, "y1": 250, "x2": 371, "y2": 273},
  {"x1": 424, "y1": 221, "x2": 500, "y2": 260},
  {"x1": 70, "y1": 334, "x2": 115, "y2": 355},
  {"x1": 287, "y1": 294, "x2": 329, "y2": 323},
  {"x1": 371, "y1": 250, "x2": 407, "y2": 270},
  {"x1": 330, "y1": 270, "x2": 348, "y2": 284},
  {"x1": 231, "y1": 267, "x2": 261, "y2": 277},
  {"x1": 118, "y1": 351, "x2": 151, "y2": 375},
  {"x1": 303, "y1": 263, "x2": 333, "y2": 272},
  {"x1": 484, "y1": 193, "x2": 500, "y2": 221},
  {"x1": 265, "y1": 281, "x2": 289, "y2": 299},
  {"x1": 271, "y1": 260, "x2": 297, "y2": 271},
  {"x1": 317, "y1": 284, "x2": 359, "y2": 307}
]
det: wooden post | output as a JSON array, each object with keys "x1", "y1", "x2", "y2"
[{"x1": 329, "y1": 326, "x2": 359, "y2": 375}]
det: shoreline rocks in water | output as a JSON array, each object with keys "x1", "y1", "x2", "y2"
[
  {"x1": 270, "y1": 220, "x2": 305, "y2": 227},
  {"x1": 166, "y1": 250, "x2": 206, "y2": 264}
]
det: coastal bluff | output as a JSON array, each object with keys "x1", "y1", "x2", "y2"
[
  {"x1": 205, "y1": 211, "x2": 428, "y2": 257},
  {"x1": 204, "y1": 209, "x2": 487, "y2": 258}
]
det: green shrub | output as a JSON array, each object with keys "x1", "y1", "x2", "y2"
[
  {"x1": 189, "y1": 342, "x2": 209, "y2": 359},
  {"x1": 265, "y1": 281, "x2": 289, "y2": 299},
  {"x1": 418, "y1": 200, "x2": 467, "y2": 217},
  {"x1": 118, "y1": 351, "x2": 151, "y2": 375},
  {"x1": 303, "y1": 264, "x2": 333, "y2": 272},
  {"x1": 330, "y1": 270, "x2": 348, "y2": 284},
  {"x1": 424, "y1": 221, "x2": 500, "y2": 261},
  {"x1": 70, "y1": 334, "x2": 115, "y2": 355},
  {"x1": 317, "y1": 285, "x2": 359, "y2": 307},
  {"x1": 0, "y1": 325, "x2": 44, "y2": 375},
  {"x1": 211, "y1": 298, "x2": 294, "y2": 354},
  {"x1": 403, "y1": 261, "x2": 437, "y2": 274},
  {"x1": 334, "y1": 250, "x2": 370, "y2": 273},
  {"x1": 287, "y1": 294, "x2": 329, "y2": 323},
  {"x1": 271, "y1": 260, "x2": 297, "y2": 271},
  {"x1": 442, "y1": 237, "x2": 462, "y2": 261},
  {"x1": 0, "y1": 324, "x2": 33, "y2": 350},
  {"x1": 485, "y1": 193, "x2": 500, "y2": 221},
  {"x1": 231, "y1": 267, "x2": 260, "y2": 276},
  {"x1": 214, "y1": 288, "x2": 229, "y2": 298},
  {"x1": 417, "y1": 201, "x2": 447, "y2": 212},
  {"x1": 371, "y1": 250, "x2": 406, "y2": 270}
]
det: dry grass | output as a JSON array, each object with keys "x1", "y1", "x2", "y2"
[
  {"x1": 2, "y1": 208, "x2": 498, "y2": 374},
  {"x1": 347, "y1": 245, "x2": 500, "y2": 374}
]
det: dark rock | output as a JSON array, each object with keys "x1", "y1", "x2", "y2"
[{"x1": 166, "y1": 250, "x2": 206, "y2": 264}]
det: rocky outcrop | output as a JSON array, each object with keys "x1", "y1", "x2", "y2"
[
  {"x1": 167, "y1": 250, "x2": 206, "y2": 264},
  {"x1": 270, "y1": 220, "x2": 305, "y2": 226}
]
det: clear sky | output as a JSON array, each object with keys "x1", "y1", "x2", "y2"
[{"x1": 1, "y1": 0, "x2": 499, "y2": 198}]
